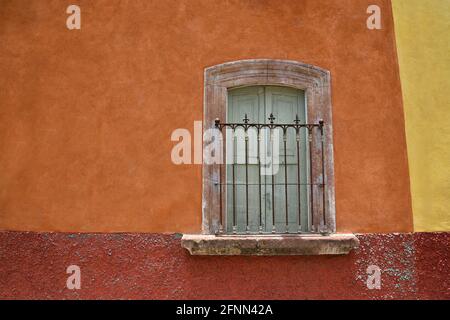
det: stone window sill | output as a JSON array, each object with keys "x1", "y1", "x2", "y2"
[{"x1": 181, "y1": 234, "x2": 359, "y2": 256}]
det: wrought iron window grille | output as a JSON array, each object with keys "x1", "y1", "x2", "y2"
[{"x1": 213, "y1": 113, "x2": 327, "y2": 236}]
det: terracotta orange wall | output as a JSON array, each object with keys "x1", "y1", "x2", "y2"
[{"x1": 0, "y1": 0, "x2": 412, "y2": 233}]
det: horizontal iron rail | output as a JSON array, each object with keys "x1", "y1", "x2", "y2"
[
  {"x1": 217, "y1": 183, "x2": 324, "y2": 186},
  {"x1": 215, "y1": 121, "x2": 322, "y2": 130}
]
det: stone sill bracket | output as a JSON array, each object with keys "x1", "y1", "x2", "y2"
[{"x1": 181, "y1": 234, "x2": 359, "y2": 256}]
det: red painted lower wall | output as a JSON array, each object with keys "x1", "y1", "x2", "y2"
[{"x1": 0, "y1": 232, "x2": 448, "y2": 299}]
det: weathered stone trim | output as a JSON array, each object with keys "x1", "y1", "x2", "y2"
[
  {"x1": 203, "y1": 59, "x2": 336, "y2": 235},
  {"x1": 181, "y1": 234, "x2": 359, "y2": 256}
]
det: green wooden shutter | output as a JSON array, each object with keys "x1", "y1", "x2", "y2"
[
  {"x1": 227, "y1": 87, "x2": 265, "y2": 233},
  {"x1": 264, "y1": 86, "x2": 308, "y2": 232}
]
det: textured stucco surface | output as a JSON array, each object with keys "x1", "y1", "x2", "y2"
[
  {"x1": 0, "y1": 232, "x2": 448, "y2": 299},
  {"x1": 392, "y1": 0, "x2": 450, "y2": 231},
  {"x1": 0, "y1": 0, "x2": 412, "y2": 233}
]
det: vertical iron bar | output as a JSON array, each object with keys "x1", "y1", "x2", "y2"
[
  {"x1": 284, "y1": 128, "x2": 288, "y2": 233},
  {"x1": 214, "y1": 118, "x2": 223, "y2": 234},
  {"x1": 257, "y1": 127, "x2": 262, "y2": 233},
  {"x1": 308, "y1": 126, "x2": 314, "y2": 231},
  {"x1": 319, "y1": 120, "x2": 326, "y2": 229},
  {"x1": 296, "y1": 127, "x2": 302, "y2": 233},
  {"x1": 245, "y1": 128, "x2": 249, "y2": 233},
  {"x1": 243, "y1": 114, "x2": 250, "y2": 234},
  {"x1": 219, "y1": 127, "x2": 223, "y2": 234},
  {"x1": 271, "y1": 128, "x2": 275, "y2": 233},
  {"x1": 295, "y1": 115, "x2": 302, "y2": 233},
  {"x1": 232, "y1": 130, "x2": 237, "y2": 234},
  {"x1": 269, "y1": 114, "x2": 276, "y2": 233}
]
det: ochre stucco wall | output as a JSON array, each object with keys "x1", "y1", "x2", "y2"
[
  {"x1": 392, "y1": 0, "x2": 450, "y2": 232},
  {"x1": 0, "y1": 0, "x2": 412, "y2": 233}
]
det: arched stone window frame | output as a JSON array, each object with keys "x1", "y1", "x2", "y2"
[{"x1": 202, "y1": 59, "x2": 336, "y2": 235}]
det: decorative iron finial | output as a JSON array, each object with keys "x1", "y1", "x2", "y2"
[
  {"x1": 243, "y1": 114, "x2": 249, "y2": 124},
  {"x1": 268, "y1": 113, "x2": 275, "y2": 124},
  {"x1": 294, "y1": 114, "x2": 301, "y2": 124},
  {"x1": 319, "y1": 119, "x2": 324, "y2": 134}
]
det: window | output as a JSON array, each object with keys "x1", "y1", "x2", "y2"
[
  {"x1": 181, "y1": 60, "x2": 360, "y2": 255},
  {"x1": 219, "y1": 85, "x2": 313, "y2": 234},
  {"x1": 202, "y1": 60, "x2": 336, "y2": 236}
]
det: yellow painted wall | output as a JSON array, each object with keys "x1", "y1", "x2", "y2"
[{"x1": 392, "y1": 0, "x2": 450, "y2": 231}]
